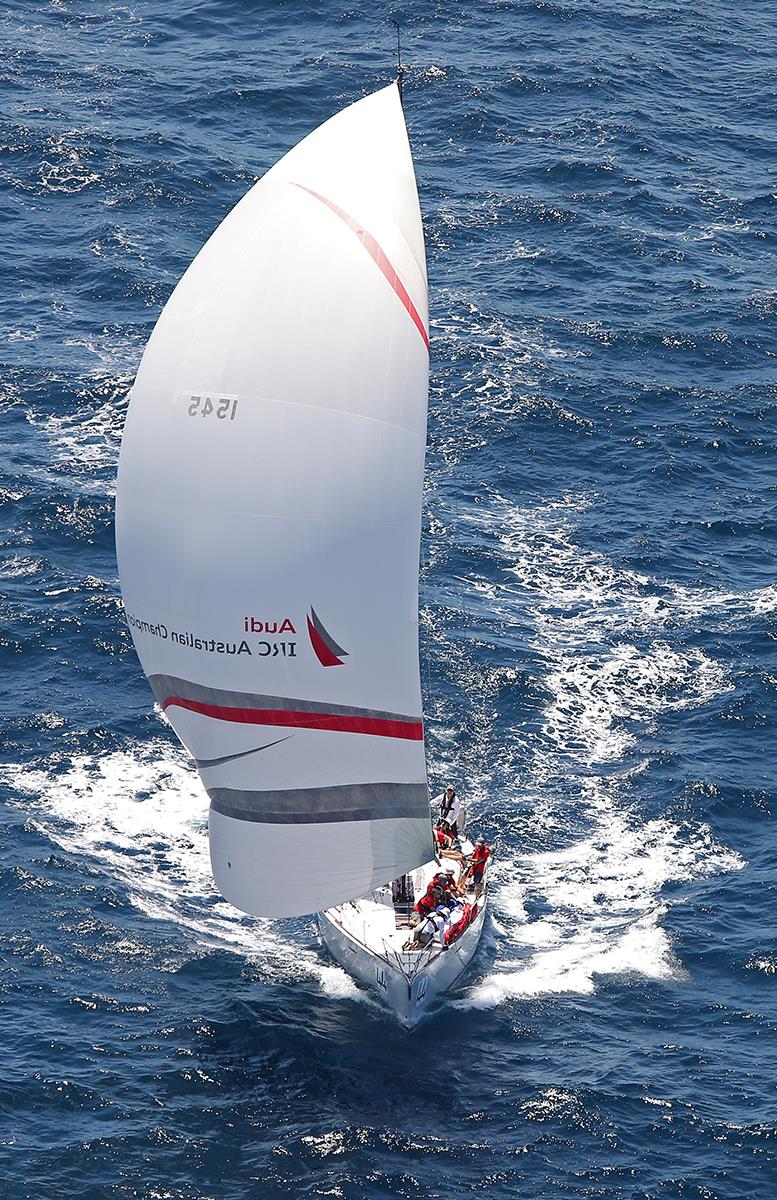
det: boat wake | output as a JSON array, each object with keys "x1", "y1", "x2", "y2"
[
  {"x1": 1, "y1": 457, "x2": 753, "y2": 1019},
  {"x1": 445, "y1": 492, "x2": 748, "y2": 1008},
  {"x1": 0, "y1": 743, "x2": 366, "y2": 1004},
  {"x1": 463, "y1": 787, "x2": 743, "y2": 1008}
]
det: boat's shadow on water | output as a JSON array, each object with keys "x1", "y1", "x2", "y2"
[
  {"x1": 222, "y1": 989, "x2": 497, "y2": 1107},
  {"x1": 230, "y1": 911, "x2": 505, "y2": 1052}
]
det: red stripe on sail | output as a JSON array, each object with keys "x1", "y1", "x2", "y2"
[
  {"x1": 307, "y1": 615, "x2": 344, "y2": 667},
  {"x1": 162, "y1": 696, "x2": 424, "y2": 741},
  {"x1": 293, "y1": 184, "x2": 430, "y2": 351}
]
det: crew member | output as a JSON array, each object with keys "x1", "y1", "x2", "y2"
[
  {"x1": 433, "y1": 785, "x2": 462, "y2": 835},
  {"x1": 413, "y1": 877, "x2": 445, "y2": 919},
  {"x1": 467, "y1": 836, "x2": 491, "y2": 894},
  {"x1": 439, "y1": 868, "x2": 463, "y2": 899},
  {"x1": 433, "y1": 820, "x2": 453, "y2": 852}
]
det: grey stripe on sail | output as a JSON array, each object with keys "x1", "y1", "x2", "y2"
[
  {"x1": 195, "y1": 735, "x2": 294, "y2": 769},
  {"x1": 149, "y1": 673, "x2": 419, "y2": 726},
  {"x1": 209, "y1": 781, "x2": 430, "y2": 824}
]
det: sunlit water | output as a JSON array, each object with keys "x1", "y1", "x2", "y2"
[{"x1": 2, "y1": 2, "x2": 775, "y2": 1196}]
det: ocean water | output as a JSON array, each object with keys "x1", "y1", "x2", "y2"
[{"x1": 1, "y1": 1, "x2": 775, "y2": 1196}]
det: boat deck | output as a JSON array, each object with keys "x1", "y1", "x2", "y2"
[{"x1": 326, "y1": 838, "x2": 477, "y2": 963}]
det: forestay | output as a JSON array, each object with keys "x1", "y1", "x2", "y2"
[{"x1": 115, "y1": 82, "x2": 434, "y2": 917}]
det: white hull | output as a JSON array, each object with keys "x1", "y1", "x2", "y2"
[{"x1": 317, "y1": 845, "x2": 489, "y2": 1027}]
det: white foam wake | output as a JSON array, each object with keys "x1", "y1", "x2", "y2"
[
  {"x1": 7, "y1": 448, "x2": 750, "y2": 1012},
  {"x1": 452, "y1": 491, "x2": 747, "y2": 1005},
  {"x1": 0, "y1": 744, "x2": 364, "y2": 1001},
  {"x1": 465, "y1": 785, "x2": 743, "y2": 1007}
]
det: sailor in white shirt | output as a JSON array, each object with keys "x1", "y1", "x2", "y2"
[{"x1": 432, "y1": 785, "x2": 461, "y2": 834}]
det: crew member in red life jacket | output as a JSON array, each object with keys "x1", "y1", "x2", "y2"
[
  {"x1": 433, "y1": 820, "x2": 453, "y2": 852},
  {"x1": 436, "y1": 868, "x2": 464, "y2": 901},
  {"x1": 429, "y1": 874, "x2": 450, "y2": 906},
  {"x1": 434, "y1": 821, "x2": 467, "y2": 867},
  {"x1": 468, "y1": 836, "x2": 491, "y2": 894},
  {"x1": 414, "y1": 880, "x2": 444, "y2": 919}
]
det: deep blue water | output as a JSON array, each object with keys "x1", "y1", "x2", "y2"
[{"x1": 2, "y1": 1, "x2": 776, "y2": 1196}]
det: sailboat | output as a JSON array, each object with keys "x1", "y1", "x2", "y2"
[{"x1": 115, "y1": 77, "x2": 490, "y2": 1025}]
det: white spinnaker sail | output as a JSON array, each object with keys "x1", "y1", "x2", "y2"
[{"x1": 116, "y1": 82, "x2": 433, "y2": 917}]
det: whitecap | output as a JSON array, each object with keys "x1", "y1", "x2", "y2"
[{"x1": 0, "y1": 745, "x2": 354, "y2": 999}]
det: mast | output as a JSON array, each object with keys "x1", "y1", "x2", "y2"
[{"x1": 394, "y1": 20, "x2": 404, "y2": 103}]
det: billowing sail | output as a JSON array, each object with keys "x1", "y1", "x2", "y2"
[{"x1": 115, "y1": 82, "x2": 433, "y2": 917}]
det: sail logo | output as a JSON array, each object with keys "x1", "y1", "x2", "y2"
[
  {"x1": 307, "y1": 607, "x2": 348, "y2": 667},
  {"x1": 243, "y1": 617, "x2": 296, "y2": 635}
]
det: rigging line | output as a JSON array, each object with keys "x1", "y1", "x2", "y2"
[{"x1": 393, "y1": 21, "x2": 404, "y2": 102}]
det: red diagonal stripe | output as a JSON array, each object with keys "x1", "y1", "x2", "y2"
[
  {"x1": 293, "y1": 183, "x2": 430, "y2": 351},
  {"x1": 162, "y1": 696, "x2": 424, "y2": 740}
]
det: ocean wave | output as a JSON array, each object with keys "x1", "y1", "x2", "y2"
[{"x1": 0, "y1": 743, "x2": 366, "y2": 1006}]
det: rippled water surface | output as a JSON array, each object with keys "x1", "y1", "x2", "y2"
[{"x1": 2, "y1": 2, "x2": 776, "y2": 1197}]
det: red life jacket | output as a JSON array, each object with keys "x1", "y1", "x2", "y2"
[
  {"x1": 416, "y1": 878, "x2": 446, "y2": 912},
  {"x1": 472, "y1": 843, "x2": 490, "y2": 867}
]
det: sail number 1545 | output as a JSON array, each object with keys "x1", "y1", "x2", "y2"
[{"x1": 182, "y1": 393, "x2": 239, "y2": 421}]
